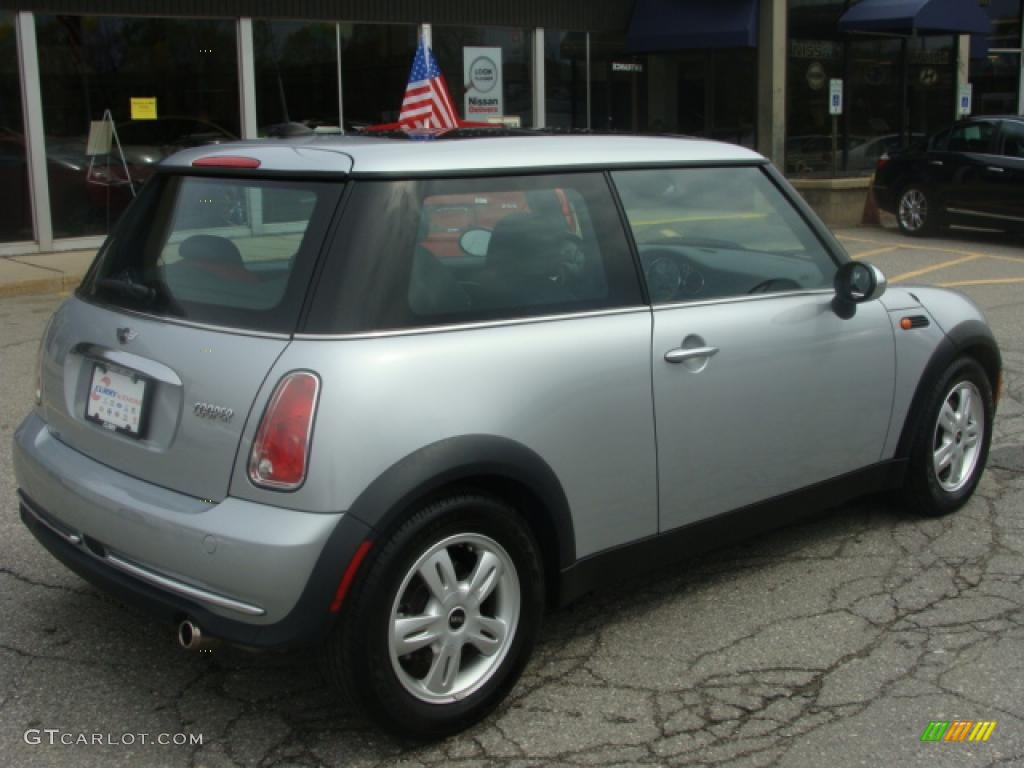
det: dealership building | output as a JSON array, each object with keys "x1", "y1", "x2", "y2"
[{"x1": 0, "y1": 0, "x2": 1018, "y2": 253}]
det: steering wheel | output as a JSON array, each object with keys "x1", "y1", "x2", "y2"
[
  {"x1": 748, "y1": 277, "x2": 802, "y2": 294},
  {"x1": 640, "y1": 248, "x2": 704, "y2": 302}
]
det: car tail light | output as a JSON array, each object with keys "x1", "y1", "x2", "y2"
[
  {"x1": 876, "y1": 153, "x2": 890, "y2": 170},
  {"x1": 249, "y1": 372, "x2": 320, "y2": 490}
]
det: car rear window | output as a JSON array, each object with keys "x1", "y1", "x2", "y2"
[
  {"x1": 79, "y1": 174, "x2": 342, "y2": 333},
  {"x1": 305, "y1": 173, "x2": 644, "y2": 333}
]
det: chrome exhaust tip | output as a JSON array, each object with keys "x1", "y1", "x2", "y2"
[{"x1": 177, "y1": 620, "x2": 220, "y2": 652}]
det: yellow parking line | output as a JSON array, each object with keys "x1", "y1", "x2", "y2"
[
  {"x1": 850, "y1": 246, "x2": 899, "y2": 260},
  {"x1": 982, "y1": 252, "x2": 1024, "y2": 265},
  {"x1": 889, "y1": 254, "x2": 984, "y2": 283},
  {"x1": 937, "y1": 277, "x2": 1024, "y2": 288},
  {"x1": 885, "y1": 243, "x2": 984, "y2": 258},
  {"x1": 836, "y1": 234, "x2": 885, "y2": 245}
]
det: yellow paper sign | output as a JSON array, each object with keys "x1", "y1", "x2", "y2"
[{"x1": 130, "y1": 97, "x2": 157, "y2": 120}]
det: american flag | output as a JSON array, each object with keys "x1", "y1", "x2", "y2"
[{"x1": 398, "y1": 37, "x2": 459, "y2": 130}]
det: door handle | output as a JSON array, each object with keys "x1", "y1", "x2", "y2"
[
  {"x1": 665, "y1": 346, "x2": 719, "y2": 364},
  {"x1": 929, "y1": 160, "x2": 944, "y2": 166},
  {"x1": 987, "y1": 166, "x2": 1006, "y2": 173}
]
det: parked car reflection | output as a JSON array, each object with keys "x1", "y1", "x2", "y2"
[{"x1": 46, "y1": 117, "x2": 236, "y2": 237}]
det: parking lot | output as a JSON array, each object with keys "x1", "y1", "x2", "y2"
[{"x1": 1, "y1": 224, "x2": 1022, "y2": 768}]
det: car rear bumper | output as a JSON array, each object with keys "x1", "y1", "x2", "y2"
[{"x1": 13, "y1": 411, "x2": 371, "y2": 648}]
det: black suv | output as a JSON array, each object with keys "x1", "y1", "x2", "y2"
[{"x1": 873, "y1": 116, "x2": 1024, "y2": 236}]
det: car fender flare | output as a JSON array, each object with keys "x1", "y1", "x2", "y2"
[
  {"x1": 343, "y1": 434, "x2": 576, "y2": 570},
  {"x1": 895, "y1": 319, "x2": 1002, "y2": 460}
]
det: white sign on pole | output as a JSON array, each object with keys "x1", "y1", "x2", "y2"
[
  {"x1": 958, "y1": 84, "x2": 973, "y2": 116},
  {"x1": 464, "y1": 47, "x2": 504, "y2": 121},
  {"x1": 829, "y1": 79, "x2": 844, "y2": 115}
]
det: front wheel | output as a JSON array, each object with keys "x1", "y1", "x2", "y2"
[
  {"x1": 323, "y1": 494, "x2": 544, "y2": 738},
  {"x1": 903, "y1": 358, "x2": 994, "y2": 516},
  {"x1": 897, "y1": 185, "x2": 939, "y2": 236}
]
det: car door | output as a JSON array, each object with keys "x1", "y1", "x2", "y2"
[
  {"x1": 936, "y1": 120, "x2": 999, "y2": 219},
  {"x1": 976, "y1": 118, "x2": 1024, "y2": 225},
  {"x1": 612, "y1": 166, "x2": 896, "y2": 531}
]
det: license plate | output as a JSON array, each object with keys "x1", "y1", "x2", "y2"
[{"x1": 85, "y1": 364, "x2": 150, "y2": 437}]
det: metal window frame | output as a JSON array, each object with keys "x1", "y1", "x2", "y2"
[
  {"x1": 533, "y1": 27, "x2": 546, "y2": 128},
  {"x1": 237, "y1": 18, "x2": 258, "y2": 139},
  {"x1": 14, "y1": 11, "x2": 51, "y2": 251}
]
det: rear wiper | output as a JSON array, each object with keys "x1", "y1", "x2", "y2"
[{"x1": 97, "y1": 274, "x2": 156, "y2": 302}]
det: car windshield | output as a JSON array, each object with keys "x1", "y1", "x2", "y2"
[{"x1": 79, "y1": 173, "x2": 343, "y2": 333}]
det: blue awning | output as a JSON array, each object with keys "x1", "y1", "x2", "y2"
[
  {"x1": 626, "y1": 0, "x2": 758, "y2": 53},
  {"x1": 838, "y1": 0, "x2": 992, "y2": 36}
]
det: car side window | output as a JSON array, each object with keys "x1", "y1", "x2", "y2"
[
  {"x1": 947, "y1": 122, "x2": 995, "y2": 153},
  {"x1": 306, "y1": 173, "x2": 644, "y2": 333},
  {"x1": 929, "y1": 128, "x2": 950, "y2": 152},
  {"x1": 999, "y1": 121, "x2": 1024, "y2": 158},
  {"x1": 611, "y1": 167, "x2": 835, "y2": 304}
]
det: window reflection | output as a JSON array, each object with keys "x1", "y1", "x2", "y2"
[
  {"x1": 545, "y1": 31, "x2": 588, "y2": 129},
  {"x1": 35, "y1": 15, "x2": 240, "y2": 238},
  {"x1": 254, "y1": 20, "x2": 340, "y2": 136}
]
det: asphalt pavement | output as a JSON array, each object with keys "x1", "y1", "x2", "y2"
[{"x1": 1, "y1": 225, "x2": 1023, "y2": 767}]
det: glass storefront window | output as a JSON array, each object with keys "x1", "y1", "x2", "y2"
[
  {"x1": 0, "y1": 12, "x2": 32, "y2": 242},
  {"x1": 789, "y1": 2, "x2": 955, "y2": 176},
  {"x1": 35, "y1": 15, "x2": 240, "y2": 239},
  {"x1": 432, "y1": 26, "x2": 533, "y2": 127},
  {"x1": 988, "y1": 0, "x2": 1022, "y2": 49},
  {"x1": 846, "y1": 37, "x2": 907, "y2": 170},
  {"x1": 339, "y1": 23, "x2": 418, "y2": 127},
  {"x1": 589, "y1": 32, "x2": 755, "y2": 145},
  {"x1": 254, "y1": 20, "x2": 340, "y2": 135},
  {"x1": 589, "y1": 32, "x2": 645, "y2": 132},
  {"x1": 973, "y1": 51, "x2": 1022, "y2": 114},
  {"x1": 545, "y1": 30, "x2": 588, "y2": 129},
  {"x1": 710, "y1": 49, "x2": 756, "y2": 147},
  {"x1": 907, "y1": 36, "x2": 956, "y2": 137},
  {"x1": 972, "y1": 0, "x2": 1023, "y2": 116},
  {"x1": 787, "y1": 38, "x2": 845, "y2": 174}
]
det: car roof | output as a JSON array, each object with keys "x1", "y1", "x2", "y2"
[{"x1": 162, "y1": 133, "x2": 765, "y2": 176}]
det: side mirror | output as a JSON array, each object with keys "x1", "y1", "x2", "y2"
[
  {"x1": 833, "y1": 261, "x2": 886, "y2": 317},
  {"x1": 458, "y1": 228, "x2": 491, "y2": 258}
]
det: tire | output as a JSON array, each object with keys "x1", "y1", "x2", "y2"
[
  {"x1": 322, "y1": 493, "x2": 544, "y2": 738},
  {"x1": 903, "y1": 357, "x2": 994, "y2": 517},
  {"x1": 897, "y1": 185, "x2": 940, "y2": 237}
]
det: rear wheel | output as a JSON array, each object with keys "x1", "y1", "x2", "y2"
[
  {"x1": 903, "y1": 358, "x2": 993, "y2": 516},
  {"x1": 323, "y1": 494, "x2": 544, "y2": 738},
  {"x1": 897, "y1": 186, "x2": 939, "y2": 236}
]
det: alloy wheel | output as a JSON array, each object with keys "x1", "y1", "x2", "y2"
[
  {"x1": 899, "y1": 189, "x2": 928, "y2": 233},
  {"x1": 388, "y1": 533, "x2": 520, "y2": 704},
  {"x1": 932, "y1": 380, "x2": 984, "y2": 493}
]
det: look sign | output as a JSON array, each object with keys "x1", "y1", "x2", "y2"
[{"x1": 464, "y1": 46, "x2": 504, "y2": 121}]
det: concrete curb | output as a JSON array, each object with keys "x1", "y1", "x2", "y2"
[
  {"x1": 0, "y1": 274, "x2": 84, "y2": 299},
  {"x1": 0, "y1": 251, "x2": 93, "y2": 298}
]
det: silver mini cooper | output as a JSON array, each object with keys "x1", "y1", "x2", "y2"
[{"x1": 14, "y1": 133, "x2": 1001, "y2": 737}]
